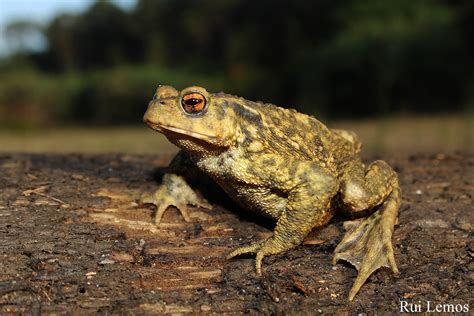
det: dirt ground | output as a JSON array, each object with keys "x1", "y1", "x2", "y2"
[{"x1": 0, "y1": 152, "x2": 472, "y2": 314}]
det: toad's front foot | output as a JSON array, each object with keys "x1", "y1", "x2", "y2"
[
  {"x1": 333, "y1": 190, "x2": 400, "y2": 301},
  {"x1": 227, "y1": 237, "x2": 288, "y2": 274},
  {"x1": 141, "y1": 174, "x2": 210, "y2": 225}
]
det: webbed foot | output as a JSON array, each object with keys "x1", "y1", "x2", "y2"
[
  {"x1": 141, "y1": 174, "x2": 211, "y2": 225},
  {"x1": 333, "y1": 192, "x2": 399, "y2": 301}
]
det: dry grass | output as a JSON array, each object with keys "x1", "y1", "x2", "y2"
[
  {"x1": 332, "y1": 114, "x2": 473, "y2": 154},
  {"x1": 0, "y1": 115, "x2": 472, "y2": 155},
  {"x1": 0, "y1": 127, "x2": 178, "y2": 154}
]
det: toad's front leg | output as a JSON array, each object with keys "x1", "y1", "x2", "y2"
[
  {"x1": 142, "y1": 150, "x2": 210, "y2": 225},
  {"x1": 142, "y1": 173, "x2": 210, "y2": 225},
  {"x1": 227, "y1": 160, "x2": 338, "y2": 274}
]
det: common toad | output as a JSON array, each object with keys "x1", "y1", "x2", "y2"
[{"x1": 142, "y1": 85, "x2": 400, "y2": 300}]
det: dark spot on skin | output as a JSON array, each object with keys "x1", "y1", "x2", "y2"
[
  {"x1": 306, "y1": 188, "x2": 318, "y2": 198},
  {"x1": 218, "y1": 156, "x2": 225, "y2": 167},
  {"x1": 166, "y1": 181, "x2": 175, "y2": 191},
  {"x1": 288, "y1": 160, "x2": 301, "y2": 176},
  {"x1": 246, "y1": 164, "x2": 259, "y2": 176},
  {"x1": 262, "y1": 157, "x2": 276, "y2": 166},
  {"x1": 224, "y1": 100, "x2": 263, "y2": 127},
  {"x1": 301, "y1": 170, "x2": 309, "y2": 180},
  {"x1": 313, "y1": 135, "x2": 324, "y2": 148},
  {"x1": 227, "y1": 151, "x2": 236, "y2": 160},
  {"x1": 242, "y1": 150, "x2": 252, "y2": 160},
  {"x1": 240, "y1": 125, "x2": 250, "y2": 138},
  {"x1": 165, "y1": 176, "x2": 179, "y2": 191},
  {"x1": 282, "y1": 125, "x2": 296, "y2": 138},
  {"x1": 269, "y1": 129, "x2": 283, "y2": 144},
  {"x1": 212, "y1": 104, "x2": 226, "y2": 121},
  {"x1": 239, "y1": 125, "x2": 256, "y2": 146}
]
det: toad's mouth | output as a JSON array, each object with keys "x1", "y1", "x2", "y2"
[
  {"x1": 145, "y1": 122, "x2": 218, "y2": 141},
  {"x1": 146, "y1": 121, "x2": 228, "y2": 154}
]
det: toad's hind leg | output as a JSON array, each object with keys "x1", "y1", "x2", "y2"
[{"x1": 333, "y1": 160, "x2": 401, "y2": 301}]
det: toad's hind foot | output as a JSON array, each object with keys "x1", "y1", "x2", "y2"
[
  {"x1": 227, "y1": 237, "x2": 289, "y2": 275},
  {"x1": 333, "y1": 188, "x2": 400, "y2": 301}
]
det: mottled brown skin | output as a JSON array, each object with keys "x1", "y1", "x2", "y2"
[{"x1": 142, "y1": 85, "x2": 401, "y2": 301}]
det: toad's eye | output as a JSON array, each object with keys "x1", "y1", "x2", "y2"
[{"x1": 181, "y1": 93, "x2": 207, "y2": 114}]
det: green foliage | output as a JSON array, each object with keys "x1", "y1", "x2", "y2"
[
  {"x1": 314, "y1": 0, "x2": 470, "y2": 116},
  {"x1": 0, "y1": 70, "x2": 56, "y2": 127},
  {"x1": 0, "y1": 66, "x2": 228, "y2": 126},
  {"x1": 0, "y1": 0, "x2": 473, "y2": 126}
]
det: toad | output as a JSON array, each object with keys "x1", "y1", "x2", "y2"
[{"x1": 142, "y1": 85, "x2": 400, "y2": 300}]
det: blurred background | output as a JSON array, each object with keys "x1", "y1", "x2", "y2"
[{"x1": 0, "y1": 0, "x2": 472, "y2": 154}]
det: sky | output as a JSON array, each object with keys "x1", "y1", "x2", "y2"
[{"x1": 0, "y1": 0, "x2": 137, "y2": 56}]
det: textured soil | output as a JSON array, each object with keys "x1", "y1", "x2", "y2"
[{"x1": 0, "y1": 152, "x2": 472, "y2": 314}]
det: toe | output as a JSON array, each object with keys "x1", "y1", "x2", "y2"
[
  {"x1": 227, "y1": 241, "x2": 263, "y2": 260},
  {"x1": 177, "y1": 203, "x2": 191, "y2": 222},
  {"x1": 227, "y1": 246, "x2": 253, "y2": 259},
  {"x1": 154, "y1": 204, "x2": 171, "y2": 225},
  {"x1": 255, "y1": 252, "x2": 264, "y2": 275}
]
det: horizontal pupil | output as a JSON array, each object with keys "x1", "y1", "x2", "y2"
[{"x1": 185, "y1": 98, "x2": 202, "y2": 106}]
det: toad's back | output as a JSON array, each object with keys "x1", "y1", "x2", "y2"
[{"x1": 232, "y1": 98, "x2": 361, "y2": 171}]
